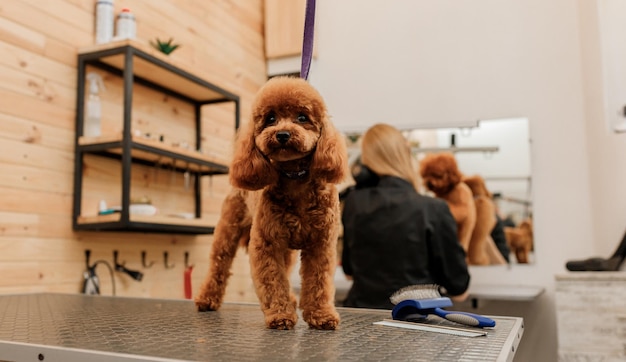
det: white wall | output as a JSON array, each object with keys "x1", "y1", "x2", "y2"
[
  {"x1": 582, "y1": 0, "x2": 626, "y2": 257},
  {"x1": 310, "y1": 0, "x2": 548, "y2": 132},
  {"x1": 306, "y1": 1, "x2": 622, "y2": 360}
]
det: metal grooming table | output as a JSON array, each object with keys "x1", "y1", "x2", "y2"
[{"x1": 0, "y1": 293, "x2": 523, "y2": 362}]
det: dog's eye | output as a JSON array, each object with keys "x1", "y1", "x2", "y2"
[
  {"x1": 296, "y1": 114, "x2": 309, "y2": 123},
  {"x1": 264, "y1": 112, "x2": 276, "y2": 125}
]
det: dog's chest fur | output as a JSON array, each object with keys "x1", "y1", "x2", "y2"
[{"x1": 261, "y1": 182, "x2": 337, "y2": 250}]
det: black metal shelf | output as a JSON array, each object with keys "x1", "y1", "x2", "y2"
[
  {"x1": 72, "y1": 40, "x2": 239, "y2": 235},
  {"x1": 73, "y1": 216, "x2": 215, "y2": 235},
  {"x1": 78, "y1": 135, "x2": 229, "y2": 175}
]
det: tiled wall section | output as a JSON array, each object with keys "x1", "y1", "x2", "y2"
[{"x1": 555, "y1": 273, "x2": 626, "y2": 360}]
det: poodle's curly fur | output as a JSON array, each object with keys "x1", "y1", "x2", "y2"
[
  {"x1": 505, "y1": 219, "x2": 533, "y2": 264},
  {"x1": 195, "y1": 77, "x2": 348, "y2": 330},
  {"x1": 419, "y1": 153, "x2": 476, "y2": 253},
  {"x1": 463, "y1": 175, "x2": 498, "y2": 265}
]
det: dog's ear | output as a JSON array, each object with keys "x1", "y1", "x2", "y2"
[
  {"x1": 310, "y1": 120, "x2": 348, "y2": 184},
  {"x1": 229, "y1": 122, "x2": 278, "y2": 190}
]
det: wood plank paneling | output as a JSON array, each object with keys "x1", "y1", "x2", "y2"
[
  {"x1": 0, "y1": 112, "x2": 74, "y2": 150},
  {"x1": 0, "y1": 0, "x2": 266, "y2": 303},
  {"x1": 0, "y1": 0, "x2": 93, "y2": 47},
  {"x1": 264, "y1": 0, "x2": 306, "y2": 59}
]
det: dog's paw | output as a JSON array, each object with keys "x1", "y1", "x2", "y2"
[
  {"x1": 303, "y1": 310, "x2": 340, "y2": 330},
  {"x1": 266, "y1": 313, "x2": 298, "y2": 330},
  {"x1": 195, "y1": 297, "x2": 221, "y2": 312}
]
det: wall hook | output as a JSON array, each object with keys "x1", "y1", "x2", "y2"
[
  {"x1": 184, "y1": 251, "x2": 194, "y2": 268},
  {"x1": 141, "y1": 251, "x2": 154, "y2": 268},
  {"x1": 164, "y1": 251, "x2": 175, "y2": 269},
  {"x1": 113, "y1": 250, "x2": 125, "y2": 267}
]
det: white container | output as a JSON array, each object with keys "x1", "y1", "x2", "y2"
[
  {"x1": 116, "y1": 8, "x2": 136, "y2": 40},
  {"x1": 85, "y1": 93, "x2": 101, "y2": 137},
  {"x1": 84, "y1": 73, "x2": 105, "y2": 137},
  {"x1": 95, "y1": 0, "x2": 114, "y2": 44}
]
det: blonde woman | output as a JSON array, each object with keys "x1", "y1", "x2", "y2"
[{"x1": 341, "y1": 123, "x2": 470, "y2": 309}]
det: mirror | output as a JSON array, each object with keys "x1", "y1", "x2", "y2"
[{"x1": 343, "y1": 117, "x2": 534, "y2": 266}]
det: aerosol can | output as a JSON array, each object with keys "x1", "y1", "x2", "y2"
[{"x1": 84, "y1": 72, "x2": 105, "y2": 137}]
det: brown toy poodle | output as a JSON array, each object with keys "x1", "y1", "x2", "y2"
[
  {"x1": 505, "y1": 218, "x2": 533, "y2": 264},
  {"x1": 419, "y1": 153, "x2": 476, "y2": 253},
  {"x1": 195, "y1": 77, "x2": 348, "y2": 330},
  {"x1": 463, "y1": 175, "x2": 506, "y2": 265}
]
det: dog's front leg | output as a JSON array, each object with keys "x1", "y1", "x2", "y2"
[
  {"x1": 299, "y1": 242, "x2": 340, "y2": 330},
  {"x1": 249, "y1": 233, "x2": 298, "y2": 330}
]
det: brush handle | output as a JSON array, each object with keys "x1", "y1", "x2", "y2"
[{"x1": 433, "y1": 308, "x2": 496, "y2": 328}]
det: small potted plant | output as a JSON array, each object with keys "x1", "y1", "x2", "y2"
[{"x1": 150, "y1": 38, "x2": 180, "y2": 55}]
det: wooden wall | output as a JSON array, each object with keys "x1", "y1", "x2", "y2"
[
  {"x1": 264, "y1": 0, "x2": 306, "y2": 59},
  {"x1": 0, "y1": 0, "x2": 267, "y2": 302}
]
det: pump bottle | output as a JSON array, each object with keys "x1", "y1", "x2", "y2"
[{"x1": 85, "y1": 73, "x2": 105, "y2": 137}]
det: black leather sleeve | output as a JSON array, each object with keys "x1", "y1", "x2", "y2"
[
  {"x1": 341, "y1": 195, "x2": 355, "y2": 277},
  {"x1": 426, "y1": 199, "x2": 471, "y2": 296}
]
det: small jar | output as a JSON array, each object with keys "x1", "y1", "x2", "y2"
[{"x1": 116, "y1": 8, "x2": 136, "y2": 40}]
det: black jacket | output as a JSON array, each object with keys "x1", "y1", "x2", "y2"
[{"x1": 341, "y1": 176, "x2": 470, "y2": 309}]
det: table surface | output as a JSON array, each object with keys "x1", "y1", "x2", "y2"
[
  {"x1": 468, "y1": 284, "x2": 545, "y2": 301},
  {"x1": 0, "y1": 293, "x2": 524, "y2": 362}
]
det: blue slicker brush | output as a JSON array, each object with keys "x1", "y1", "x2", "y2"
[{"x1": 390, "y1": 284, "x2": 496, "y2": 328}]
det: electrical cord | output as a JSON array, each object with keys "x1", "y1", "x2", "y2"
[{"x1": 87, "y1": 260, "x2": 116, "y2": 296}]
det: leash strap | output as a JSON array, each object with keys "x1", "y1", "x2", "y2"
[{"x1": 300, "y1": 0, "x2": 316, "y2": 80}]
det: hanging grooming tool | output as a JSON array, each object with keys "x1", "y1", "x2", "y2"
[
  {"x1": 113, "y1": 250, "x2": 144, "y2": 281},
  {"x1": 184, "y1": 252, "x2": 193, "y2": 299},
  {"x1": 390, "y1": 284, "x2": 496, "y2": 328},
  {"x1": 82, "y1": 249, "x2": 116, "y2": 295},
  {"x1": 82, "y1": 265, "x2": 100, "y2": 295}
]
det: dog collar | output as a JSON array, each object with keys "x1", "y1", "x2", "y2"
[{"x1": 281, "y1": 169, "x2": 308, "y2": 179}]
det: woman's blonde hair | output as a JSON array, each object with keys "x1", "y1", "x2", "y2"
[{"x1": 360, "y1": 123, "x2": 419, "y2": 191}]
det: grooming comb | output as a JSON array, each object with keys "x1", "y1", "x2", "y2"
[{"x1": 390, "y1": 284, "x2": 496, "y2": 328}]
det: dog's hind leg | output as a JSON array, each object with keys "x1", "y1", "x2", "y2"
[
  {"x1": 285, "y1": 250, "x2": 299, "y2": 313},
  {"x1": 195, "y1": 189, "x2": 251, "y2": 312}
]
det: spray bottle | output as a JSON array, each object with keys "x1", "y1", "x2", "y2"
[{"x1": 85, "y1": 72, "x2": 105, "y2": 137}]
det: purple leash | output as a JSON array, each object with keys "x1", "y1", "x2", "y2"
[{"x1": 300, "y1": 0, "x2": 316, "y2": 80}]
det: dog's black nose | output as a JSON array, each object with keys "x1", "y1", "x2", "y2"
[{"x1": 276, "y1": 131, "x2": 290, "y2": 144}]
